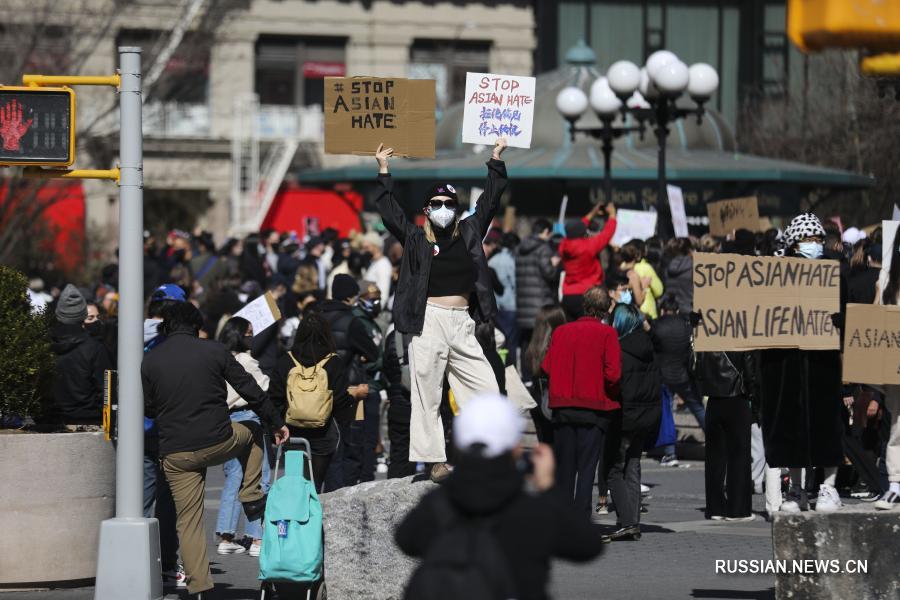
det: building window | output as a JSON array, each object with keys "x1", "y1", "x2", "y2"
[
  {"x1": 410, "y1": 39, "x2": 491, "y2": 110},
  {"x1": 0, "y1": 25, "x2": 73, "y2": 81},
  {"x1": 115, "y1": 29, "x2": 210, "y2": 104},
  {"x1": 255, "y1": 36, "x2": 346, "y2": 107}
]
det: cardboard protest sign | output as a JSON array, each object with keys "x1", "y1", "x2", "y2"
[
  {"x1": 706, "y1": 196, "x2": 760, "y2": 237},
  {"x1": 234, "y1": 292, "x2": 282, "y2": 336},
  {"x1": 667, "y1": 185, "x2": 689, "y2": 238},
  {"x1": 843, "y1": 303, "x2": 900, "y2": 385},
  {"x1": 324, "y1": 77, "x2": 435, "y2": 158},
  {"x1": 462, "y1": 72, "x2": 536, "y2": 148},
  {"x1": 693, "y1": 253, "x2": 841, "y2": 351},
  {"x1": 610, "y1": 209, "x2": 657, "y2": 247}
]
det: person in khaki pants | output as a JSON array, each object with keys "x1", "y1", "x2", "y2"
[{"x1": 143, "y1": 303, "x2": 288, "y2": 599}]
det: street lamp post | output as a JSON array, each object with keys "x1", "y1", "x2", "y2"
[{"x1": 556, "y1": 52, "x2": 719, "y2": 238}]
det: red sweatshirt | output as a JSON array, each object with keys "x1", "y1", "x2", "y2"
[
  {"x1": 558, "y1": 217, "x2": 617, "y2": 295},
  {"x1": 541, "y1": 317, "x2": 621, "y2": 412}
]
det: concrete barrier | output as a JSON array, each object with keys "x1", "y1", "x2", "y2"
[
  {"x1": 320, "y1": 476, "x2": 435, "y2": 600},
  {"x1": 772, "y1": 504, "x2": 900, "y2": 600},
  {"x1": 0, "y1": 431, "x2": 115, "y2": 589}
]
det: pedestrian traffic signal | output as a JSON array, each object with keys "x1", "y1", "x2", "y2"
[{"x1": 0, "y1": 86, "x2": 75, "y2": 167}]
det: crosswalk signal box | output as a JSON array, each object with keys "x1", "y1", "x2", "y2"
[{"x1": 0, "y1": 86, "x2": 75, "y2": 167}]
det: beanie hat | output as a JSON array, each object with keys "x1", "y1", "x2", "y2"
[
  {"x1": 775, "y1": 213, "x2": 826, "y2": 256},
  {"x1": 453, "y1": 393, "x2": 524, "y2": 458},
  {"x1": 424, "y1": 183, "x2": 459, "y2": 205},
  {"x1": 56, "y1": 284, "x2": 88, "y2": 324},
  {"x1": 565, "y1": 218, "x2": 587, "y2": 239},
  {"x1": 331, "y1": 274, "x2": 360, "y2": 302}
]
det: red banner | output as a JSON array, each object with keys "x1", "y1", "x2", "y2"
[{"x1": 303, "y1": 61, "x2": 346, "y2": 78}]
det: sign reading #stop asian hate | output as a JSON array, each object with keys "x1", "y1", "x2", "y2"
[{"x1": 462, "y1": 72, "x2": 536, "y2": 149}]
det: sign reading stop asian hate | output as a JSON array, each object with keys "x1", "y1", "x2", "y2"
[
  {"x1": 0, "y1": 86, "x2": 75, "y2": 167},
  {"x1": 693, "y1": 253, "x2": 841, "y2": 351},
  {"x1": 843, "y1": 303, "x2": 900, "y2": 385},
  {"x1": 462, "y1": 73, "x2": 536, "y2": 148},
  {"x1": 324, "y1": 77, "x2": 435, "y2": 158}
]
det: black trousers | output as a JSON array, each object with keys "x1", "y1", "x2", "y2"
[
  {"x1": 606, "y1": 423, "x2": 648, "y2": 527},
  {"x1": 704, "y1": 396, "x2": 753, "y2": 518},
  {"x1": 553, "y1": 423, "x2": 605, "y2": 514},
  {"x1": 388, "y1": 400, "x2": 417, "y2": 479}
]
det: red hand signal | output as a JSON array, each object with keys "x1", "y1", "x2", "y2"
[{"x1": 0, "y1": 99, "x2": 34, "y2": 151}]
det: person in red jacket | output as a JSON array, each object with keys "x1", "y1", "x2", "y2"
[
  {"x1": 542, "y1": 286, "x2": 621, "y2": 514},
  {"x1": 559, "y1": 201, "x2": 617, "y2": 319}
]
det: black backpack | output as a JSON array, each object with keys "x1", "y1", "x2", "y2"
[{"x1": 404, "y1": 492, "x2": 518, "y2": 600}]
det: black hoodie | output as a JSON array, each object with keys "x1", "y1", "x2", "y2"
[
  {"x1": 49, "y1": 322, "x2": 113, "y2": 424},
  {"x1": 395, "y1": 455, "x2": 605, "y2": 600}
]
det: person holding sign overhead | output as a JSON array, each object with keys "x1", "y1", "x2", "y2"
[
  {"x1": 758, "y1": 213, "x2": 846, "y2": 514},
  {"x1": 374, "y1": 138, "x2": 508, "y2": 481}
]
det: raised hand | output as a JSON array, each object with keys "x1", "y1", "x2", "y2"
[
  {"x1": 0, "y1": 99, "x2": 34, "y2": 152},
  {"x1": 492, "y1": 137, "x2": 508, "y2": 160},
  {"x1": 375, "y1": 143, "x2": 394, "y2": 174}
]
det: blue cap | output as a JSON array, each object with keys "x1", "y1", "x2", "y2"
[{"x1": 151, "y1": 283, "x2": 186, "y2": 302}]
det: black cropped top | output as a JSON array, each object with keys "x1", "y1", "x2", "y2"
[{"x1": 427, "y1": 231, "x2": 476, "y2": 297}]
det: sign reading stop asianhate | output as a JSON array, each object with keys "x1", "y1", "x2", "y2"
[
  {"x1": 324, "y1": 77, "x2": 435, "y2": 158},
  {"x1": 842, "y1": 303, "x2": 900, "y2": 385},
  {"x1": 462, "y1": 73, "x2": 536, "y2": 148},
  {"x1": 693, "y1": 253, "x2": 840, "y2": 351},
  {"x1": 0, "y1": 86, "x2": 75, "y2": 167}
]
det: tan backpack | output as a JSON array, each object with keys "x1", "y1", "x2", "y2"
[{"x1": 285, "y1": 352, "x2": 335, "y2": 428}]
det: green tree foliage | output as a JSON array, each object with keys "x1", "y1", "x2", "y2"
[{"x1": 0, "y1": 266, "x2": 54, "y2": 426}]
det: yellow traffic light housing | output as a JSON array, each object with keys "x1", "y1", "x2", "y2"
[
  {"x1": 0, "y1": 86, "x2": 76, "y2": 167},
  {"x1": 788, "y1": 0, "x2": 900, "y2": 53}
]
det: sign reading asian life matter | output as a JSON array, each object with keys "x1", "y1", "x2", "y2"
[
  {"x1": 462, "y1": 72, "x2": 536, "y2": 148},
  {"x1": 324, "y1": 77, "x2": 436, "y2": 158},
  {"x1": 693, "y1": 253, "x2": 841, "y2": 351},
  {"x1": 843, "y1": 303, "x2": 900, "y2": 385}
]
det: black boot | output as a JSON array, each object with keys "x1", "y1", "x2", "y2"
[
  {"x1": 242, "y1": 494, "x2": 268, "y2": 523},
  {"x1": 601, "y1": 525, "x2": 641, "y2": 543}
]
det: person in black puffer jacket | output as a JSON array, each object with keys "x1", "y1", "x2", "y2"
[
  {"x1": 48, "y1": 284, "x2": 113, "y2": 427},
  {"x1": 663, "y1": 238, "x2": 693, "y2": 314},
  {"x1": 604, "y1": 303, "x2": 661, "y2": 542},
  {"x1": 515, "y1": 219, "x2": 560, "y2": 344}
]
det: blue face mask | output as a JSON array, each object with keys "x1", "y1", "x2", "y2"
[
  {"x1": 618, "y1": 289, "x2": 634, "y2": 306},
  {"x1": 797, "y1": 242, "x2": 823, "y2": 259}
]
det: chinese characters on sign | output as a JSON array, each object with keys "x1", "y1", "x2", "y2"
[
  {"x1": 462, "y1": 73, "x2": 536, "y2": 148},
  {"x1": 324, "y1": 77, "x2": 435, "y2": 158}
]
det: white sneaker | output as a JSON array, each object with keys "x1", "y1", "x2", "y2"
[
  {"x1": 725, "y1": 515, "x2": 756, "y2": 522},
  {"x1": 217, "y1": 540, "x2": 247, "y2": 555},
  {"x1": 640, "y1": 484, "x2": 650, "y2": 495},
  {"x1": 874, "y1": 490, "x2": 900, "y2": 510},
  {"x1": 814, "y1": 484, "x2": 842, "y2": 513},
  {"x1": 780, "y1": 500, "x2": 801, "y2": 513},
  {"x1": 249, "y1": 542, "x2": 261, "y2": 557},
  {"x1": 161, "y1": 563, "x2": 186, "y2": 588}
]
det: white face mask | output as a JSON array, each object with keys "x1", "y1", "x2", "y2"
[
  {"x1": 797, "y1": 242, "x2": 823, "y2": 259},
  {"x1": 428, "y1": 206, "x2": 457, "y2": 229}
]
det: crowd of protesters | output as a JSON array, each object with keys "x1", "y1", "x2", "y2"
[{"x1": 24, "y1": 139, "x2": 900, "y2": 597}]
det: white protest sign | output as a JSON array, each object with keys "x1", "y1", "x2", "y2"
[
  {"x1": 234, "y1": 291, "x2": 282, "y2": 336},
  {"x1": 611, "y1": 209, "x2": 658, "y2": 247},
  {"x1": 462, "y1": 72, "x2": 536, "y2": 148},
  {"x1": 880, "y1": 220, "x2": 899, "y2": 296},
  {"x1": 463, "y1": 186, "x2": 483, "y2": 219},
  {"x1": 667, "y1": 184, "x2": 689, "y2": 238},
  {"x1": 893, "y1": 204, "x2": 900, "y2": 220}
]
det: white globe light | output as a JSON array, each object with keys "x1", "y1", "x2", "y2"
[
  {"x1": 638, "y1": 67, "x2": 659, "y2": 100},
  {"x1": 556, "y1": 86, "x2": 588, "y2": 119},
  {"x1": 688, "y1": 63, "x2": 719, "y2": 99},
  {"x1": 653, "y1": 60, "x2": 689, "y2": 95},
  {"x1": 627, "y1": 91, "x2": 650, "y2": 109},
  {"x1": 646, "y1": 49, "x2": 678, "y2": 76},
  {"x1": 590, "y1": 77, "x2": 622, "y2": 117},
  {"x1": 606, "y1": 60, "x2": 641, "y2": 97}
]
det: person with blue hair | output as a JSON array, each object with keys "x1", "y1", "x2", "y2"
[{"x1": 603, "y1": 303, "x2": 661, "y2": 542}]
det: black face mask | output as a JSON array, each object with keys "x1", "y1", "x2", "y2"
[
  {"x1": 357, "y1": 297, "x2": 381, "y2": 319},
  {"x1": 85, "y1": 321, "x2": 105, "y2": 339},
  {"x1": 359, "y1": 251, "x2": 374, "y2": 270}
]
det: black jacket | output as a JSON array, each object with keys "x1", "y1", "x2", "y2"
[
  {"x1": 316, "y1": 300, "x2": 378, "y2": 385},
  {"x1": 649, "y1": 314, "x2": 693, "y2": 386},
  {"x1": 142, "y1": 332, "x2": 285, "y2": 455},
  {"x1": 515, "y1": 235, "x2": 558, "y2": 328},
  {"x1": 395, "y1": 455, "x2": 604, "y2": 600},
  {"x1": 50, "y1": 323, "x2": 113, "y2": 424},
  {"x1": 695, "y1": 351, "x2": 756, "y2": 399},
  {"x1": 618, "y1": 330, "x2": 662, "y2": 432},
  {"x1": 376, "y1": 159, "x2": 507, "y2": 334},
  {"x1": 383, "y1": 329, "x2": 411, "y2": 406},
  {"x1": 664, "y1": 255, "x2": 693, "y2": 314}
]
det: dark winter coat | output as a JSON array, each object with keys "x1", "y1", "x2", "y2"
[
  {"x1": 695, "y1": 351, "x2": 756, "y2": 399},
  {"x1": 649, "y1": 314, "x2": 693, "y2": 386},
  {"x1": 49, "y1": 323, "x2": 113, "y2": 424},
  {"x1": 395, "y1": 454, "x2": 605, "y2": 600},
  {"x1": 316, "y1": 300, "x2": 378, "y2": 386},
  {"x1": 618, "y1": 330, "x2": 662, "y2": 433},
  {"x1": 376, "y1": 159, "x2": 507, "y2": 335},
  {"x1": 515, "y1": 236, "x2": 558, "y2": 328},
  {"x1": 664, "y1": 254, "x2": 693, "y2": 313}
]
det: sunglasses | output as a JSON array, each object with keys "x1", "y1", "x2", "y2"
[{"x1": 426, "y1": 198, "x2": 459, "y2": 210}]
